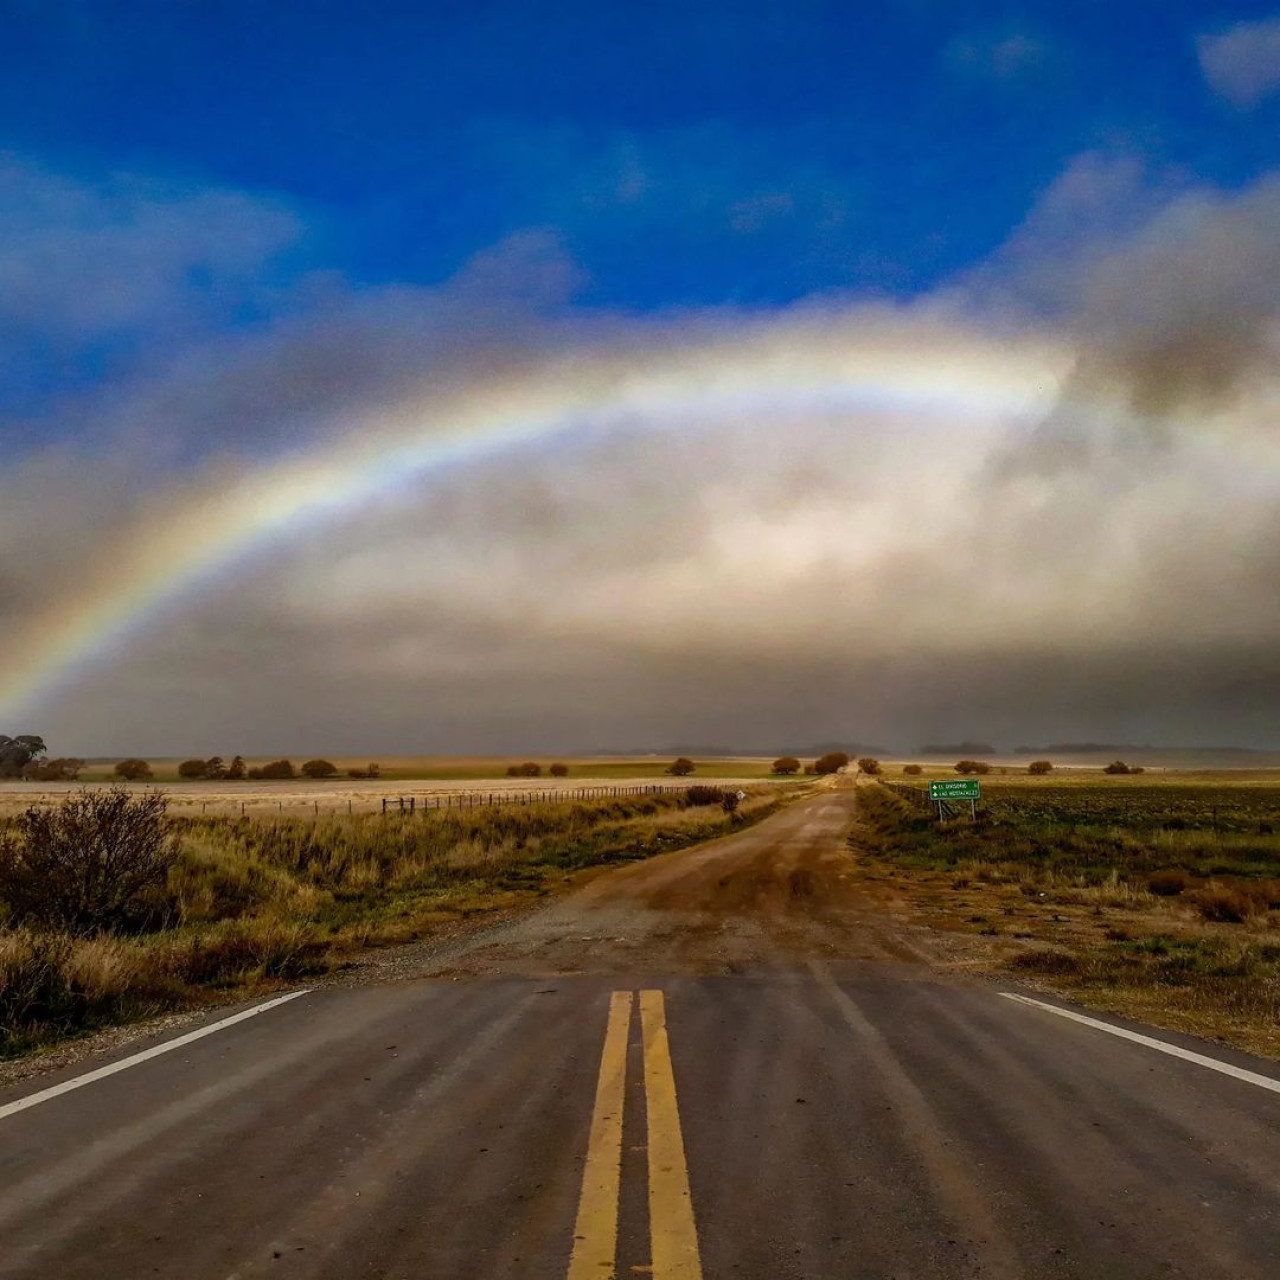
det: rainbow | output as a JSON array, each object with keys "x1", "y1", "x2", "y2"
[{"x1": 0, "y1": 311, "x2": 1069, "y2": 718}]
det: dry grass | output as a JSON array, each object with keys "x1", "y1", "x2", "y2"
[{"x1": 0, "y1": 787, "x2": 795, "y2": 1057}]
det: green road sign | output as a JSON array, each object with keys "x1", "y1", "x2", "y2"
[{"x1": 930, "y1": 779, "x2": 981, "y2": 801}]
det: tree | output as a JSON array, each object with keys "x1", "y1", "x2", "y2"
[
  {"x1": 772, "y1": 756, "x2": 801, "y2": 775},
  {"x1": 1104, "y1": 761, "x2": 1132, "y2": 775},
  {"x1": 0, "y1": 734, "x2": 47, "y2": 779},
  {"x1": 21, "y1": 757, "x2": 84, "y2": 781},
  {"x1": 812, "y1": 752, "x2": 849, "y2": 776},
  {"x1": 178, "y1": 757, "x2": 227, "y2": 780},
  {"x1": 903, "y1": 764, "x2": 923, "y2": 776},
  {"x1": 0, "y1": 787, "x2": 176, "y2": 934},
  {"x1": 301, "y1": 759, "x2": 338, "y2": 778},
  {"x1": 226, "y1": 755, "x2": 246, "y2": 780},
  {"x1": 857, "y1": 757, "x2": 882, "y2": 776},
  {"x1": 259, "y1": 759, "x2": 295, "y2": 780},
  {"x1": 667, "y1": 757, "x2": 696, "y2": 777},
  {"x1": 954, "y1": 760, "x2": 991, "y2": 775},
  {"x1": 114, "y1": 759, "x2": 154, "y2": 782},
  {"x1": 549, "y1": 762, "x2": 569, "y2": 777},
  {"x1": 1027, "y1": 760, "x2": 1053, "y2": 775}
]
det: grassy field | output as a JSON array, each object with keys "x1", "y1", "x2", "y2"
[
  {"x1": 66, "y1": 755, "x2": 790, "y2": 784},
  {"x1": 0, "y1": 784, "x2": 798, "y2": 1058},
  {"x1": 857, "y1": 775, "x2": 1280, "y2": 1056}
]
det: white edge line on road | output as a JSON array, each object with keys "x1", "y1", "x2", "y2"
[
  {"x1": 1000, "y1": 992, "x2": 1280, "y2": 1096},
  {"x1": 0, "y1": 989, "x2": 311, "y2": 1123}
]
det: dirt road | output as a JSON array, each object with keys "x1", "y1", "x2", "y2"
[{"x1": 5, "y1": 785, "x2": 1280, "y2": 1277}]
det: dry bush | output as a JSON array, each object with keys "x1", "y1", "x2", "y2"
[
  {"x1": 114, "y1": 758, "x2": 153, "y2": 781},
  {"x1": 301, "y1": 759, "x2": 338, "y2": 778},
  {"x1": 549, "y1": 762, "x2": 569, "y2": 777},
  {"x1": 0, "y1": 788, "x2": 177, "y2": 934},
  {"x1": 685, "y1": 785, "x2": 726, "y2": 807},
  {"x1": 1027, "y1": 760, "x2": 1053, "y2": 775},
  {"x1": 857, "y1": 757, "x2": 882, "y2": 776},
  {"x1": 903, "y1": 764, "x2": 923, "y2": 775},
  {"x1": 1192, "y1": 886, "x2": 1256, "y2": 924},
  {"x1": 1009, "y1": 947, "x2": 1083, "y2": 975},
  {"x1": 1147, "y1": 870, "x2": 1190, "y2": 897}
]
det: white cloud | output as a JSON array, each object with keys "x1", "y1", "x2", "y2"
[{"x1": 1198, "y1": 18, "x2": 1280, "y2": 108}]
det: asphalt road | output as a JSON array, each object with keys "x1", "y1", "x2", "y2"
[{"x1": 5, "y1": 789, "x2": 1280, "y2": 1278}]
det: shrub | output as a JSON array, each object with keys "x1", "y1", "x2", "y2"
[
  {"x1": 0, "y1": 788, "x2": 177, "y2": 934},
  {"x1": 857, "y1": 757, "x2": 882, "y2": 776},
  {"x1": 301, "y1": 759, "x2": 338, "y2": 779},
  {"x1": 1027, "y1": 760, "x2": 1053, "y2": 775},
  {"x1": 347, "y1": 763, "x2": 381, "y2": 779},
  {"x1": 686, "y1": 785, "x2": 726, "y2": 807},
  {"x1": 178, "y1": 759, "x2": 208, "y2": 779},
  {"x1": 1148, "y1": 870, "x2": 1190, "y2": 897},
  {"x1": 1192, "y1": 887, "x2": 1254, "y2": 924},
  {"x1": 903, "y1": 764, "x2": 923, "y2": 776},
  {"x1": 1009, "y1": 947, "x2": 1083, "y2": 975},
  {"x1": 812, "y1": 752, "x2": 849, "y2": 776},
  {"x1": 772, "y1": 756, "x2": 801, "y2": 775},
  {"x1": 549, "y1": 763, "x2": 569, "y2": 777},
  {"x1": 259, "y1": 760, "x2": 295, "y2": 780},
  {"x1": 226, "y1": 756, "x2": 246, "y2": 780},
  {"x1": 1104, "y1": 761, "x2": 1132, "y2": 775},
  {"x1": 955, "y1": 760, "x2": 992, "y2": 775},
  {"x1": 667, "y1": 757, "x2": 696, "y2": 776},
  {"x1": 114, "y1": 759, "x2": 154, "y2": 782}
]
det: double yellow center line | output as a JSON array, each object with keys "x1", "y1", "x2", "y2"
[{"x1": 568, "y1": 990, "x2": 702, "y2": 1279}]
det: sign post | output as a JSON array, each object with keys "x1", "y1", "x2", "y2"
[{"x1": 928, "y1": 778, "x2": 981, "y2": 822}]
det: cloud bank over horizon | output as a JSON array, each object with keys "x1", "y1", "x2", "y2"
[{"x1": 2, "y1": 138, "x2": 1279, "y2": 757}]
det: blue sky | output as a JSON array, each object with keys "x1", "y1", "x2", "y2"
[{"x1": 4, "y1": 0, "x2": 1278, "y2": 314}]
